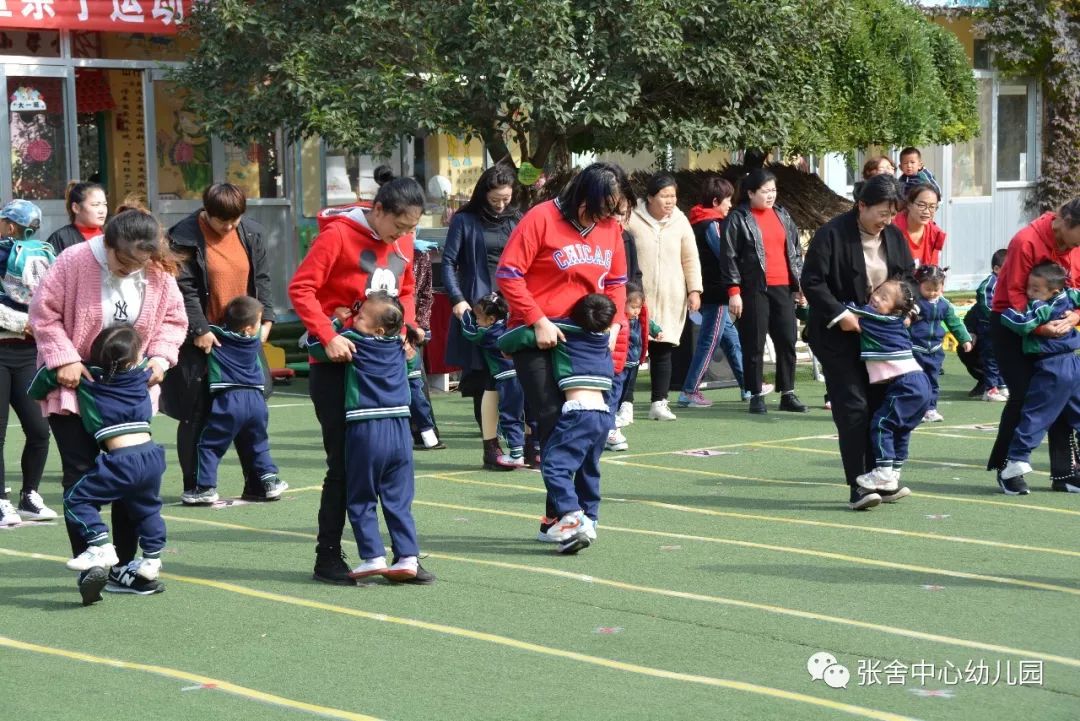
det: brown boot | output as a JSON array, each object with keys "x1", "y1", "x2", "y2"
[{"x1": 483, "y1": 438, "x2": 517, "y2": 471}]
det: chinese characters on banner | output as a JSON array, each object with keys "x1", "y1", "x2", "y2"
[{"x1": 0, "y1": 1, "x2": 185, "y2": 34}]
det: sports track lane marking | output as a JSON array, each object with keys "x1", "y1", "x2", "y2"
[
  {"x1": 421, "y1": 473, "x2": 1080, "y2": 560},
  {"x1": 0, "y1": 548, "x2": 920, "y2": 721},
  {"x1": 148, "y1": 516, "x2": 1080, "y2": 672},
  {"x1": 748, "y1": 442, "x2": 1080, "y2": 517},
  {"x1": 0, "y1": 633, "x2": 383, "y2": 721},
  {"x1": 266, "y1": 486, "x2": 1080, "y2": 595},
  {"x1": 613, "y1": 433, "x2": 841, "y2": 460}
]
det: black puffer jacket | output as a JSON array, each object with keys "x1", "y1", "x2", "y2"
[{"x1": 718, "y1": 204, "x2": 803, "y2": 295}]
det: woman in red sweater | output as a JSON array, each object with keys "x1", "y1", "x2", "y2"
[
  {"x1": 496, "y1": 162, "x2": 633, "y2": 538},
  {"x1": 892, "y1": 184, "x2": 946, "y2": 268},
  {"x1": 288, "y1": 177, "x2": 427, "y2": 586},
  {"x1": 719, "y1": 168, "x2": 806, "y2": 414}
]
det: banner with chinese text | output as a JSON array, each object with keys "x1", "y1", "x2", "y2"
[{"x1": 0, "y1": 1, "x2": 186, "y2": 35}]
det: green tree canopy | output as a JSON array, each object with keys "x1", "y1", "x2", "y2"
[{"x1": 174, "y1": 0, "x2": 977, "y2": 170}]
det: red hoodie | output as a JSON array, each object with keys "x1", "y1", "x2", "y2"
[
  {"x1": 893, "y1": 212, "x2": 946, "y2": 268},
  {"x1": 993, "y1": 212, "x2": 1080, "y2": 313},
  {"x1": 289, "y1": 208, "x2": 415, "y2": 349},
  {"x1": 688, "y1": 204, "x2": 726, "y2": 226}
]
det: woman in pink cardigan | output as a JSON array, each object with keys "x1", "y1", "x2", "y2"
[{"x1": 30, "y1": 209, "x2": 187, "y2": 596}]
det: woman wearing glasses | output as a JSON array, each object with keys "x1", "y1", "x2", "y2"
[{"x1": 893, "y1": 184, "x2": 946, "y2": 268}]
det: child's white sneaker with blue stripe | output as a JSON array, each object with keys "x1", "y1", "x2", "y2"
[{"x1": 67, "y1": 543, "x2": 119, "y2": 571}]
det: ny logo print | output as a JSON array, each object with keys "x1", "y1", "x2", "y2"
[{"x1": 113, "y1": 300, "x2": 129, "y2": 322}]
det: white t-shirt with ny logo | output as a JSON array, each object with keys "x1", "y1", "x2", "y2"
[{"x1": 89, "y1": 236, "x2": 146, "y2": 328}]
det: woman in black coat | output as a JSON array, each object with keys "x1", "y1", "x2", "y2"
[
  {"x1": 720, "y1": 168, "x2": 805, "y2": 414},
  {"x1": 159, "y1": 183, "x2": 277, "y2": 500},
  {"x1": 800, "y1": 174, "x2": 914, "y2": 510}
]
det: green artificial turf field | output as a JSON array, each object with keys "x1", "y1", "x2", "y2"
[{"x1": 2, "y1": 357, "x2": 1078, "y2": 721}]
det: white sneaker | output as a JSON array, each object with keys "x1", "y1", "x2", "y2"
[
  {"x1": 999, "y1": 387, "x2": 1010, "y2": 399},
  {"x1": 495, "y1": 453, "x2": 525, "y2": 468},
  {"x1": 385, "y1": 555, "x2": 418, "y2": 582},
  {"x1": 982, "y1": 387, "x2": 1008, "y2": 402},
  {"x1": 606, "y1": 429, "x2": 629, "y2": 452},
  {"x1": 66, "y1": 543, "x2": 120, "y2": 571},
  {"x1": 17, "y1": 490, "x2": 57, "y2": 521},
  {"x1": 420, "y1": 429, "x2": 442, "y2": 448},
  {"x1": 617, "y1": 402, "x2": 634, "y2": 426},
  {"x1": 761, "y1": 383, "x2": 775, "y2": 396},
  {"x1": 348, "y1": 556, "x2": 388, "y2": 579},
  {"x1": 648, "y1": 399, "x2": 677, "y2": 421},
  {"x1": 922, "y1": 409, "x2": 944, "y2": 423},
  {"x1": 582, "y1": 516, "x2": 597, "y2": 541},
  {"x1": 545, "y1": 510, "x2": 588, "y2": 542},
  {"x1": 855, "y1": 466, "x2": 899, "y2": 492},
  {"x1": 1001, "y1": 460, "x2": 1033, "y2": 480},
  {"x1": 135, "y1": 557, "x2": 162, "y2": 581},
  {"x1": 0, "y1": 498, "x2": 20, "y2": 526}
]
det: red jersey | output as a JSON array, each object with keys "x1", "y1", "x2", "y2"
[
  {"x1": 288, "y1": 208, "x2": 415, "y2": 348},
  {"x1": 993, "y1": 212, "x2": 1080, "y2": 313},
  {"x1": 753, "y1": 207, "x2": 793, "y2": 287},
  {"x1": 893, "y1": 213, "x2": 946, "y2": 268}
]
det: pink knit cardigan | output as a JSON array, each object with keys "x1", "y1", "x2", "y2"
[{"x1": 28, "y1": 242, "x2": 188, "y2": 416}]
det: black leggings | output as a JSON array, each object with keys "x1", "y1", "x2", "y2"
[
  {"x1": 648, "y1": 342, "x2": 675, "y2": 402},
  {"x1": 0, "y1": 342, "x2": 50, "y2": 499},
  {"x1": 511, "y1": 349, "x2": 562, "y2": 519},
  {"x1": 50, "y1": 413, "x2": 138, "y2": 564},
  {"x1": 309, "y1": 362, "x2": 350, "y2": 551}
]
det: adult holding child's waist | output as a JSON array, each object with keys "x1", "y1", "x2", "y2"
[{"x1": 987, "y1": 199, "x2": 1080, "y2": 495}]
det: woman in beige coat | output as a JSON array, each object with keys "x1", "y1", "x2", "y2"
[{"x1": 627, "y1": 173, "x2": 703, "y2": 421}]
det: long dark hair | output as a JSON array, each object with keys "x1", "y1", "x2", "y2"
[
  {"x1": 556, "y1": 162, "x2": 635, "y2": 225},
  {"x1": 458, "y1": 164, "x2": 519, "y2": 217},
  {"x1": 104, "y1": 209, "x2": 180, "y2": 276},
  {"x1": 735, "y1": 168, "x2": 776, "y2": 206},
  {"x1": 89, "y1": 324, "x2": 141, "y2": 381}
]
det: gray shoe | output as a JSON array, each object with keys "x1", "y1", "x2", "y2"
[{"x1": 180, "y1": 486, "x2": 219, "y2": 505}]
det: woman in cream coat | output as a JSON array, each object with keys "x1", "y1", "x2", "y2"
[{"x1": 627, "y1": 173, "x2": 702, "y2": 421}]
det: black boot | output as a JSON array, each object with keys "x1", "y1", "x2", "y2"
[
  {"x1": 524, "y1": 435, "x2": 541, "y2": 469},
  {"x1": 313, "y1": 546, "x2": 356, "y2": 585},
  {"x1": 483, "y1": 438, "x2": 515, "y2": 471},
  {"x1": 748, "y1": 396, "x2": 767, "y2": 414}
]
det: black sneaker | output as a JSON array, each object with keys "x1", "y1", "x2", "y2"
[
  {"x1": 390, "y1": 562, "x2": 436, "y2": 585},
  {"x1": 313, "y1": 547, "x2": 356, "y2": 586},
  {"x1": 848, "y1": 487, "x2": 882, "y2": 510},
  {"x1": 996, "y1": 471, "x2": 1030, "y2": 496},
  {"x1": 748, "y1": 396, "x2": 767, "y2": 415},
  {"x1": 241, "y1": 475, "x2": 288, "y2": 502},
  {"x1": 1051, "y1": 477, "x2": 1080, "y2": 493},
  {"x1": 557, "y1": 532, "x2": 591, "y2": 554},
  {"x1": 105, "y1": 562, "x2": 165, "y2": 595},
  {"x1": 778, "y1": 393, "x2": 809, "y2": 413},
  {"x1": 79, "y1": 566, "x2": 109, "y2": 606},
  {"x1": 879, "y1": 486, "x2": 912, "y2": 503}
]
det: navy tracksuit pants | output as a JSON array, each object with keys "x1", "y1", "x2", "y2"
[
  {"x1": 496, "y1": 376, "x2": 526, "y2": 451},
  {"x1": 63, "y1": 441, "x2": 166, "y2": 554},
  {"x1": 870, "y1": 373, "x2": 932, "y2": 469},
  {"x1": 606, "y1": 370, "x2": 630, "y2": 430},
  {"x1": 408, "y1": 375, "x2": 437, "y2": 433},
  {"x1": 197, "y1": 388, "x2": 277, "y2": 489},
  {"x1": 344, "y1": 417, "x2": 419, "y2": 561},
  {"x1": 913, "y1": 349, "x2": 944, "y2": 409},
  {"x1": 1008, "y1": 352, "x2": 1080, "y2": 464},
  {"x1": 975, "y1": 321, "x2": 1004, "y2": 389},
  {"x1": 541, "y1": 408, "x2": 610, "y2": 522}
]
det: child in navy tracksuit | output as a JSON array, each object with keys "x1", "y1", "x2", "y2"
[
  {"x1": 999, "y1": 262, "x2": 1080, "y2": 490},
  {"x1": 974, "y1": 249, "x2": 1009, "y2": 402},
  {"x1": 499, "y1": 293, "x2": 616, "y2": 554},
  {"x1": 460, "y1": 293, "x2": 527, "y2": 469},
  {"x1": 909, "y1": 265, "x2": 972, "y2": 422},
  {"x1": 29, "y1": 325, "x2": 166, "y2": 606},
  {"x1": 607, "y1": 284, "x2": 661, "y2": 451},
  {"x1": 845, "y1": 279, "x2": 930, "y2": 501},
  {"x1": 184, "y1": 296, "x2": 285, "y2": 505},
  {"x1": 308, "y1": 291, "x2": 432, "y2": 583}
]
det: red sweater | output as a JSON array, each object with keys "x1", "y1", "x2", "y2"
[
  {"x1": 893, "y1": 213, "x2": 945, "y2": 267},
  {"x1": 993, "y1": 212, "x2": 1080, "y2": 313},
  {"x1": 288, "y1": 209, "x2": 415, "y2": 348},
  {"x1": 753, "y1": 207, "x2": 792, "y2": 288},
  {"x1": 497, "y1": 199, "x2": 628, "y2": 372}
]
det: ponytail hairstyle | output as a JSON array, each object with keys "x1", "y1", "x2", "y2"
[
  {"x1": 89, "y1": 324, "x2": 141, "y2": 382},
  {"x1": 893, "y1": 275, "x2": 919, "y2": 317},
  {"x1": 65, "y1": 180, "x2": 106, "y2": 224},
  {"x1": 116, "y1": 192, "x2": 150, "y2": 215},
  {"x1": 474, "y1": 291, "x2": 509, "y2": 322},
  {"x1": 735, "y1": 168, "x2": 777, "y2": 206},
  {"x1": 913, "y1": 264, "x2": 948, "y2": 289},
  {"x1": 104, "y1": 209, "x2": 182, "y2": 276},
  {"x1": 373, "y1": 165, "x2": 395, "y2": 188}
]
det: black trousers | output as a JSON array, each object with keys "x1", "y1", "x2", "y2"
[
  {"x1": 176, "y1": 383, "x2": 260, "y2": 493},
  {"x1": 808, "y1": 327, "x2": 886, "y2": 487},
  {"x1": 647, "y1": 341, "x2": 674, "y2": 401},
  {"x1": 511, "y1": 348, "x2": 562, "y2": 518},
  {"x1": 0, "y1": 342, "x2": 50, "y2": 498},
  {"x1": 49, "y1": 413, "x2": 138, "y2": 564},
  {"x1": 987, "y1": 313, "x2": 1075, "y2": 477},
  {"x1": 309, "y1": 362, "x2": 349, "y2": 551},
  {"x1": 737, "y1": 285, "x2": 797, "y2": 396}
]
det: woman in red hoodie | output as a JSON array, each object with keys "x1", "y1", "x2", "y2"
[
  {"x1": 680, "y1": 176, "x2": 752, "y2": 405},
  {"x1": 289, "y1": 177, "x2": 427, "y2": 586},
  {"x1": 986, "y1": 198, "x2": 1080, "y2": 495}
]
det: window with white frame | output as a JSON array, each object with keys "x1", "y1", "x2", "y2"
[{"x1": 997, "y1": 84, "x2": 1035, "y2": 184}]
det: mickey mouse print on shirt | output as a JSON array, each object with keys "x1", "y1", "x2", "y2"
[{"x1": 360, "y1": 249, "x2": 407, "y2": 298}]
